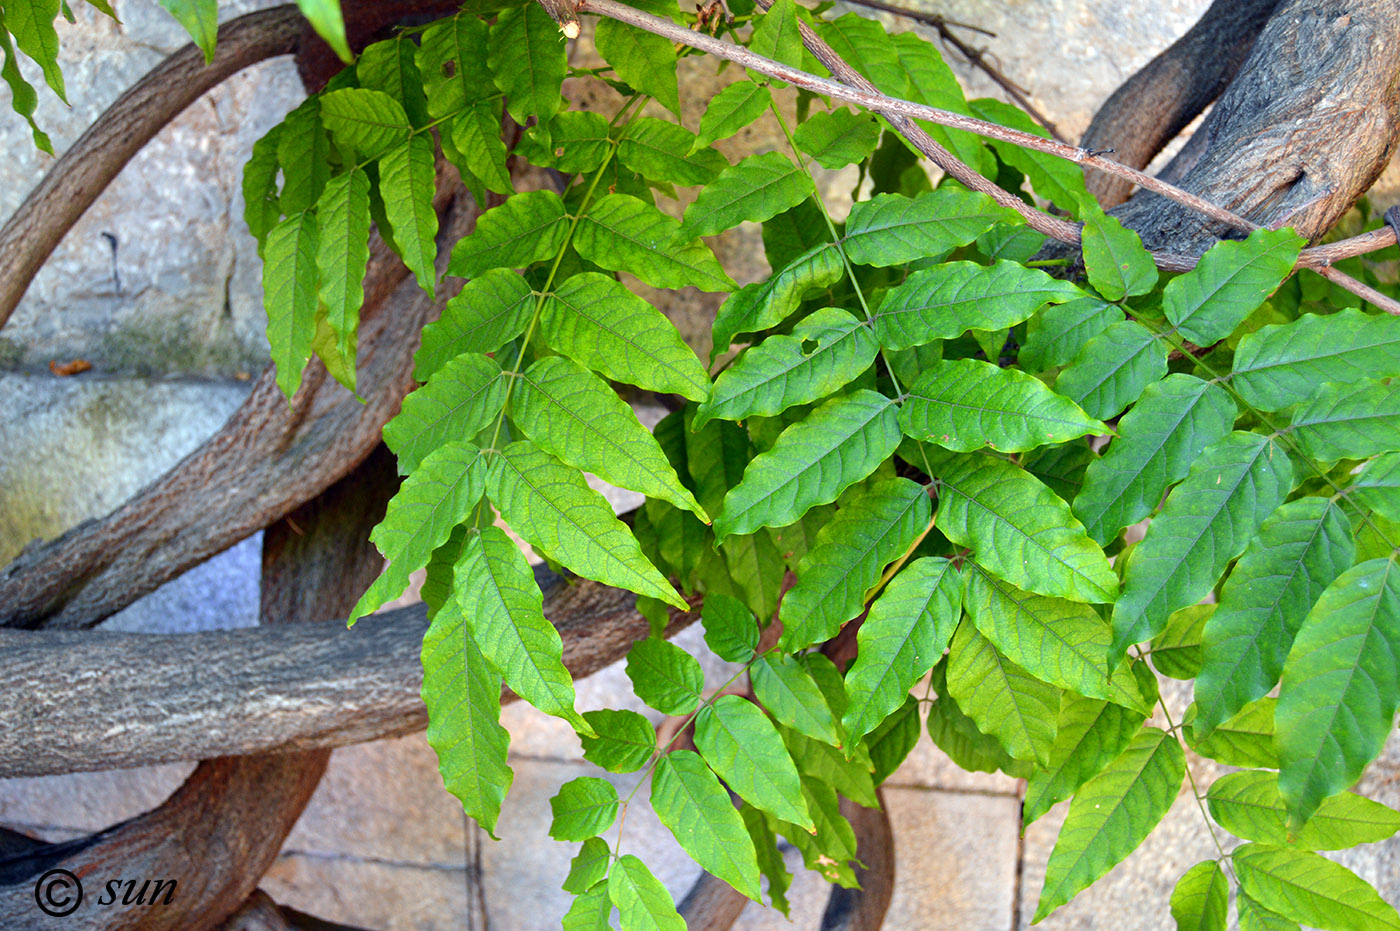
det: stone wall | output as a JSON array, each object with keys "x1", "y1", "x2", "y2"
[{"x1": 3, "y1": 2, "x2": 1398, "y2": 929}]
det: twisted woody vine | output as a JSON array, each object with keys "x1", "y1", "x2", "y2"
[{"x1": 7, "y1": 0, "x2": 1400, "y2": 926}]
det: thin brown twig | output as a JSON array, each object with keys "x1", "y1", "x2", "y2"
[
  {"x1": 837, "y1": 0, "x2": 1067, "y2": 141},
  {"x1": 575, "y1": 0, "x2": 1400, "y2": 315}
]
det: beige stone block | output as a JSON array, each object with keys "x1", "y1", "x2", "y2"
[
  {"x1": 280, "y1": 735, "x2": 468, "y2": 868},
  {"x1": 259, "y1": 851, "x2": 471, "y2": 931},
  {"x1": 0, "y1": 763, "x2": 193, "y2": 839}
]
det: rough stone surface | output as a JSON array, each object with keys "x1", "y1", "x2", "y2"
[{"x1": 0, "y1": 0, "x2": 303, "y2": 377}]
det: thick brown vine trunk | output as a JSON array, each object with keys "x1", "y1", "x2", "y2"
[
  {"x1": 0, "y1": 448, "x2": 400, "y2": 929},
  {"x1": 1079, "y1": 0, "x2": 1281, "y2": 207},
  {"x1": 1111, "y1": 0, "x2": 1400, "y2": 255}
]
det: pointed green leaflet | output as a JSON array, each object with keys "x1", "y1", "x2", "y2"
[
  {"x1": 776, "y1": 477, "x2": 930, "y2": 651},
  {"x1": 651, "y1": 750, "x2": 763, "y2": 900},
  {"x1": 1193, "y1": 496, "x2": 1354, "y2": 738},
  {"x1": 1032, "y1": 728, "x2": 1185, "y2": 922},
  {"x1": 715, "y1": 390, "x2": 901, "y2": 542},
  {"x1": 1110, "y1": 431, "x2": 1294, "y2": 662},
  {"x1": 872, "y1": 259, "x2": 1086, "y2": 351},
  {"x1": 1277, "y1": 558, "x2": 1400, "y2": 829},
  {"x1": 488, "y1": 440, "x2": 686, "y2": 608}
]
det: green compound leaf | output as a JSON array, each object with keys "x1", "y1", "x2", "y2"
[
  {"x1": 1187, "y1": 696, "x2": 1278, "y2": 769},
  {"x1": 928, "y1": 658, "x2": 1032, "y2": 778},
  {"x1": 966, "y1": 568, "x2": 1148, "y2": 713},
  {"x1": 843, "y1": 556, "x2": 960, "y2": 742},
  {"x1": 721, "y1": 530, "x2": 785, "y2": 623},
  {"x1": 383, "y1": 353, "x2": 506, "y2": 473},
  {"x1": 315, "y1": 168, "x2": 372, "y2": 383},
  {"x1": 563, "y1": 884, "x2": 614, "y2": 931},
  {"x1": 1073, "y1": 374, "x2": 1237, "y2": 546},
  {"x1": 678, "y1": 151, "x2": 814, "y2": 240},
  {"x1": 618, "y1": 117, "x2": 727, "y2": 187},
  {"x1": 421, "y1": 592, "x2": 512, "y2": 837},
  {"x1": 242, "y1": 124, "x2": 283, "y2": 248},
  {"x1": 714, "y1": 390, "x2": 901, "y2": 542},
  {"x1": 489, "y1": 441, "x2": 685, "y2": 608},
  {"x1": 1169, "y1": 860, "x2": 1228, "y2": 931},
  {"x1": 933, "y1": 451, "x2": 1118, "y2": 604},
  {"x1": 741, "y1": 805, "x2": 793, "y2": 914},
  {"x1": 793, "y1": 107, "x2": 880, "y2": 170},
  {"x1": 1353, "y1": 451, "x2": 1400, "y2": 522},
  {"x1": 749, "y1": 0, "x2": 801, "y2": 67},
  {"x1": 626, "y1": 636, "x2": 703, "y2": 715},
  {"x1": 700, "y1": 592, "x2": 758, "y2": 662},
  {"x1": 595, "y1": 18, "x2": 679, "y2": 116},
  {"x1": 489, "y1": 2, "x2": 566, "y2": 123},
  {"x1": 899, "y1": 357, "x2": 1106, "y2": 453},
  {"x1": 868, "y1": 694, "x2": 922, "y2": 784},
  {"x1": 350, "y1": 442, "x2": 486, "y2": 624},
  {"x1": 1233, "y1": 843, "x2": 1400, "y2": 931},
  {"x1": 696, "y1": 307, "x2": 878, "y2": 428},
  {"x1": 159, "y1": 0, "x2": 215, "y2": 65},
  {"x1": 264, "y1": 211, "x2": 320, "y2": 401},
  {"x1": 695, "y1": 695, "x2": 812, "y2": 830},
  {"x1": 872, "y1": 259, "x2": 1086, "y2": 352},
  {"x1": 422, "y1": 525, "x2": 469, "y2": 621},
  {"x1": 1288, "y1": 381, "x2": 1400, "y2": 462},
  {"x1": 528, "y1": 110, "x2": 611, "y2": 174},
  {"x1": 456, "y1": 526, "x2": 587, "y2": 731},
  {"x1": 1022, "y1": 441, "x2": 1096, "y2": 504},
  {"x1": 417, "y1": 13, "x2": 492, "y2": 120},
  {"x1": 574, "y1": 194, "x2": 735, "y2": 293},
  {"x1": 894, "y1": 34, "x2": 993, "y2": 178},
  {"x1": 1077, "y1": 199, "x2": 1157, "y2": 301},
  {"x1": 1055, "y1": 319, "x2": 1169, "y2": 420},
  {"x1": 772, "y1": 780, "x2": 860, "y2": 887},
  {"x1": 946, "y1": 622, "x2": 1061, "y2": 765},
  {"x1": 295, "y1": 0, "x2": 350, "y2": 62},
  {"x1": 843, "y1": 188, "x2": 1013, "y2": 267},
  {"x1": 971, "y1": 98, "x2": 1089, "y2": 215},
  {"x1": 1238, "y1": 892, "x2": 1301, "y2": 931},
  {"x1": 1023, "y1": 693, "x2": 1146, "y2": 827},
  {"x1": 1151, "y1": 604, "x2": 1210, "y2": 680},
  {"x1": 318, "y1": 88, "x2": 410, "y2": 160},
  {"x1": 1032, "y1": 728, "x2": 1185, "y2": 922},
  {"x1": 580, "y1": 709, "x2": 656, "y2": 774},
  {"x1": 414, "y1": 269, "x2": 534, "y2": 381},
  {"x1": 513, "y1": 356, "x2": 705, "y2": 519},
  {"x1": 817, "y1": 13, "x2": 906, "y2": 95},
  {"x1": 1193, "y1": 496, "x2": 1354, "y2": 738},
  {"x1": 379, "y1": 135, "x2": 439, "y2": 299},
  {"x1": 651, "y1": 751, "x2": 763, "y2": 901},
  {"x1": 776, "y1": 477, "x2": 930, "y2": 651},
  {"x1": 693, "y1": 82, "x2": 771, "y2": 151},
  {"x1": 539, "y1": 272, "x2": 710, "y2": 401},
  {"x1": 1207, "y1": 770, "x2": 1400, "y2": 850},
  {"x1": 448, "y1": 189, "x2": 569, "y2": 278},
  {"x1": 1110, "y1": 431, "x2": 1294, "y2": 662},
  {"x1": 1230, "y1": 308, "x2": 1400, "y2": 411},
  {"x1": 0, "y1": 8, "x2": 52, "y2": 153},
  {"x1": 609, "y1": 855, "x2": 685, "y2": 931},
  {"x1": 1165, "y1": 228, "x2": 1305, "y2": 346},
  {"x1": 1277, "y1": 557, "x2": 1400, "y2": 830},
  {"x1": 358, "y1": 36, "x2": 428, "y2": 126},
  {"x1": 550, "y1": 777, "x2": 619, "y2": 842},
  {"x1": 452, "y1": 101, "x2": 514, "y2": 200},
  {"x1": 1019, "y1": 296, "x2": 1123, "y2": 371},
  {"x1": 278, "y1": 99, "x2": 331, "y2": 216},
  {"x1": 710, "y1": 242, "x2": 844, "y2": 357},
  {"x1": 563, "y1": 837, "x2": 611, "y2": 894},
  {"x1": 752, "y1": 655, "x2": 840, "y2": 747}
]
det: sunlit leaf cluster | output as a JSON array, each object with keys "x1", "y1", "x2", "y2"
[{"x1": 237, "y1": 0, "x2": 1400, "y2": 926}]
